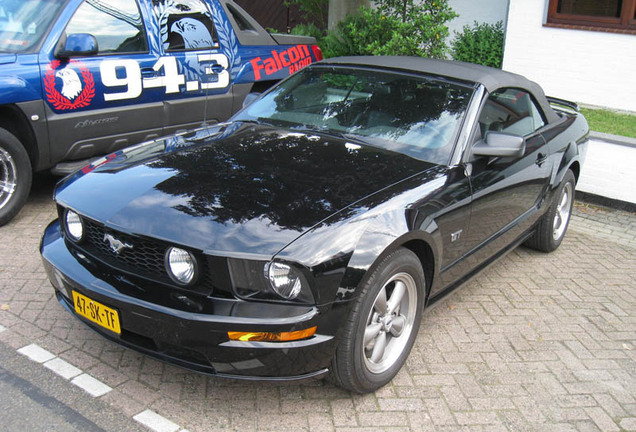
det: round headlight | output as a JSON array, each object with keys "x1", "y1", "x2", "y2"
[
  {"x1": 165, "y1": 247, "x2": 197, "y2": 285},
  {"x1": 65, "y1": 210, "x2": 84, "y2": 241},
  {"x1": 267, "y1": 262, "x2": 302, "y2": 299}
]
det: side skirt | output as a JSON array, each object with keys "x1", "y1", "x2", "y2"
[{"x1": 426, "y1": 229, "x2": 534, "y2": 308}]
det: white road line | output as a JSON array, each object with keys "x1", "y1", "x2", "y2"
[
  {"x1": 133, "y1": 410, "x2": 181, "y2": 432},
  {"x1": 71, "y1": 373, "x2": 112, "y2": 397},
  {"x1": 17, "y1": 344, "x2": 56, "y2": 363},
  {"x1": 11, "y1": 336, "x2": 183, "y2": 432},
  {"x1": 44, "y1": 357, "x2": 82, "y2": 380}
]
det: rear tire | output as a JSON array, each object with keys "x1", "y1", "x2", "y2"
[
  {"x1": 331, "y1": 248, "x2": 425, "y2": 393},
  {"x1": 0, "y1": 128, "x2": 32, "y2": 226},
  {"x1": 525, "y1": 169, "x2": 575, "y2": 252}
]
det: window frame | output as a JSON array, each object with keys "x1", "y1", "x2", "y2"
[
  {"x1": 546, "y1": 0, "x2": 636, "y2": 32},
  {"x1": 156, "y1": 0, "x2": 220, "y2": 53},
  {"x1": 475, "y1": 87, "x2": 547, "y2": 141},
  {"x1": 63, "y1": 0, "x2": 150, "y2": 56},
  {"x1": 163, "y1": 12, "x2": 220, "y2": 52}
]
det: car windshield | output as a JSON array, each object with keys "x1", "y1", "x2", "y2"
[
  {"x1": 234, "y1": 66, "x2": 474, "y2": 164},
  {"x1": 0, "y1": 0, "x2": 66, "y2": 53}
]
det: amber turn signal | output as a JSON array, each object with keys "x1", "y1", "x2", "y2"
[{"x1": 228, "y1": 326, "x2": 317, "y2": 342}]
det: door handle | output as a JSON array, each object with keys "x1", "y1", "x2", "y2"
[
  {"x1": 141, "y1": 68, "x2": 156, "y2": 78},
  {"x1": 206, "y1": 64, "x2": 225, "y2": 74},
  {"x1": 536, "y1": 153, "x2": 547, "y2": 167}
]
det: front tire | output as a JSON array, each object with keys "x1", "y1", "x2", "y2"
[
  {"x1": 331, "y1": 248, "x2": 425, "y2": 393},
  {"x1": 525, "y1": 169, "x2": 576, "y2": 252},
  {"x1": 0, "y1": 128, "x2": 32, "y2": 226}
]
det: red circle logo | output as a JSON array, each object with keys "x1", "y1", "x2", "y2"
[{"x1": 44, "y1": 60, "x2": 95, "y2": 110}]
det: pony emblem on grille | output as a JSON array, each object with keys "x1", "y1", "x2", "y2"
[{"x1": 103, "y1": 233, "x2": 133, "y2": 255}]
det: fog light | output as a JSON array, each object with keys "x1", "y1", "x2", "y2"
[
  {"x1": 267, "y1": 262, "x2": 302, "y2": 299},
  {"x1": 65, "y1": 210, "x2": 84, "y2": 241},
  {"x1": 165, "y1": 247, "x2": 197, "y2": 285},
  {"x1": 228, "y1": 326, "x2": 317, "y2": 342}
]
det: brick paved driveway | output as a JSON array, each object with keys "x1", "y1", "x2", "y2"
[{"x1": 1, "y1": 175, "x2": 635, "y2": 431}]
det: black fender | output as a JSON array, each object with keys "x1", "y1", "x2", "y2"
[
  {"x1": 276, "y1": 169, "x2": 449, "y2": 306},
  {"x1": 545, "y1": 112, "x2": 589, "y2": 198}
]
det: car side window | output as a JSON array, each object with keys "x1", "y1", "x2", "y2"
[
  {"x1": 65, "y1": 0, "x2": 148, "y2": 54},
  {"x1": 153, "y1": 0, "x2": 219, "y2": 51},
  {"x1": 478, "y1": 88, "x2": 546, "y2": 139}
]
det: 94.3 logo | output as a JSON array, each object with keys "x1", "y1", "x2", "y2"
[{"x1": 44, "y1": 55, "x2": 230, "y2": 111}]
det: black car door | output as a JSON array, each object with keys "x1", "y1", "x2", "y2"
[{"x1": 461, "y1": 88, "x2": 552, "y2": 269}]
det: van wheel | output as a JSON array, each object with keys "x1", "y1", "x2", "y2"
[{"x1": 0, "y1": 128, "x2": 32, "y2": 226}]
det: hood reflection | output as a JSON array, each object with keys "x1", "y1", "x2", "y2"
[{"x1": 148, "y1": 124, "x2": 434, "y2": 232}]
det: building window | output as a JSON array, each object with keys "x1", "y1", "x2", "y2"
[{"x1": 547, "y1": 0, "x2": 636, "y2": 31}]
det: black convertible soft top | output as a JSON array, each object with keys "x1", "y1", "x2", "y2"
[{"x1": 321, "y1": 56, "x2": 559, "y2": 123}]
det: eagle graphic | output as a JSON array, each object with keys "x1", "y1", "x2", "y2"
[
  {"x1": 55, "y1": 67, "x2": 82, "y2": 101},
  {"x1": 171, "y1": 18, "x2": 213, "y2": 49}
]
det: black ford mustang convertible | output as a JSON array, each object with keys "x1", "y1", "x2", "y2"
[{"x1": 41, "y1": 57, "x2": 588, "y2": 393}]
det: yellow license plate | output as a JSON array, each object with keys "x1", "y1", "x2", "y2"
[{"x1": 72, "y1": 291, "x2": 121, "y2": 334}]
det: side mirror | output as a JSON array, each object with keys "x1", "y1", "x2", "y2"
[
  {"x1": 472, "y1": 132, "x2": 525, "y2": 158},
  {"x1": 242, "y1": 92, "x2": 261, "y2": 109},
  {"x1": 55, "y1": 34, "x2": 98, "y2": 59}
]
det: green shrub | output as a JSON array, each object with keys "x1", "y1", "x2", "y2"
[
  {"x1": 289, "y1": 23, "x2": 325, "y2": 41},
  {"x1": 452, "y1": 21, "x2": 504, "y2": 68},
  {"x1": 321, "y1": 0, "x2": 457, "y2": 59}
]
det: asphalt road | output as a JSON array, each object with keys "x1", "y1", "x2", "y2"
[{"x1": 0, "y1": 342, "x2": 145, "y2": 432}]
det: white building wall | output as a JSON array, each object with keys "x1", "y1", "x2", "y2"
[
  {"x1": 577, "y1": 139, "x2": 636, "y2": 204},
  {"x1": 447, "y1": 0, "x2": 509, "y2": 39},
  {"x1": 502, "y1": 0, "x2": 636, "y2": 112}
]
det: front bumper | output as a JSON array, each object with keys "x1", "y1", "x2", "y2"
[{"x1": 41, "y1": 220, "x2": 343, "y2": 380}]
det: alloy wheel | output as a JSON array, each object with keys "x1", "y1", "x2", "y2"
[
  {"x1": 0, "y1": 147, "x2": 17, "y2": 210},
  {"x1": 553, "y1": 181, "x2": 573, "y2": 241},
  {"x1": 362, "y1": 272, "x2": 417, "y2": 374}
]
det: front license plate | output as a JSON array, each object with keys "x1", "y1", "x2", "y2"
[{"x1": 72, "y1": 291, "x2": 121, "y2": 334}]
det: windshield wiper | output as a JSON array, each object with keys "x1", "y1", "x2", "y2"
[
  {"x1": 236, "y1": 118, "x2": 278, "y2": 128},
  {"x1": 292, "y1": 125, "x2": 381, "y2": 148}
]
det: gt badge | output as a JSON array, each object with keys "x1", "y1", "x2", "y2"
[
  {"x1": 44, "y1": 60, "x2": 95, "y2": 110},
  {"x1": 103, "y1": 234, "x2": 133, "y2": 255}
]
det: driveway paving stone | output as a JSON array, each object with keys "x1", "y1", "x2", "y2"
[{"x1": 1, "y1": 175, "x2": 634, "y2": 431}]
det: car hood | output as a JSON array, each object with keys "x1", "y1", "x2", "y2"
[{"x1": 56, "y1": 123, "x2": 436, "y2": 257}]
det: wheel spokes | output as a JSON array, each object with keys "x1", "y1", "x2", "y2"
[
  {"x1": 0, "y1": 180, "x2": 15, "y2": 194},
  {"x1": 390, "y1": 315, "x2": 406, "y2": 337},
  {"x1": 559, "y1": 190, "x2": 568, "y2": 212},
  {"x1": 553, "y1": 183, "x2": 572, "y2": 241},
  {"x1": 370, "y1": 331, "x2": 387, "y2": 363},
  {"x1": 373, "y1": 287, "x2": 388, "y2": 314},
  {"x1": 386, "y1": 281, "x2": 406, "y2": 315},
  {"x1": 362, "y1": 270, "x2": 419, "y2": 374},
  {"x1": 553, "y1": 211, "x2": 562, "y2": 231},
  {"x1": 0, "y1": 148, "x2": 18, "y2": 208},
  {"x1": 364, "y1": 322, "x2": 382, "y2": 347}
]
